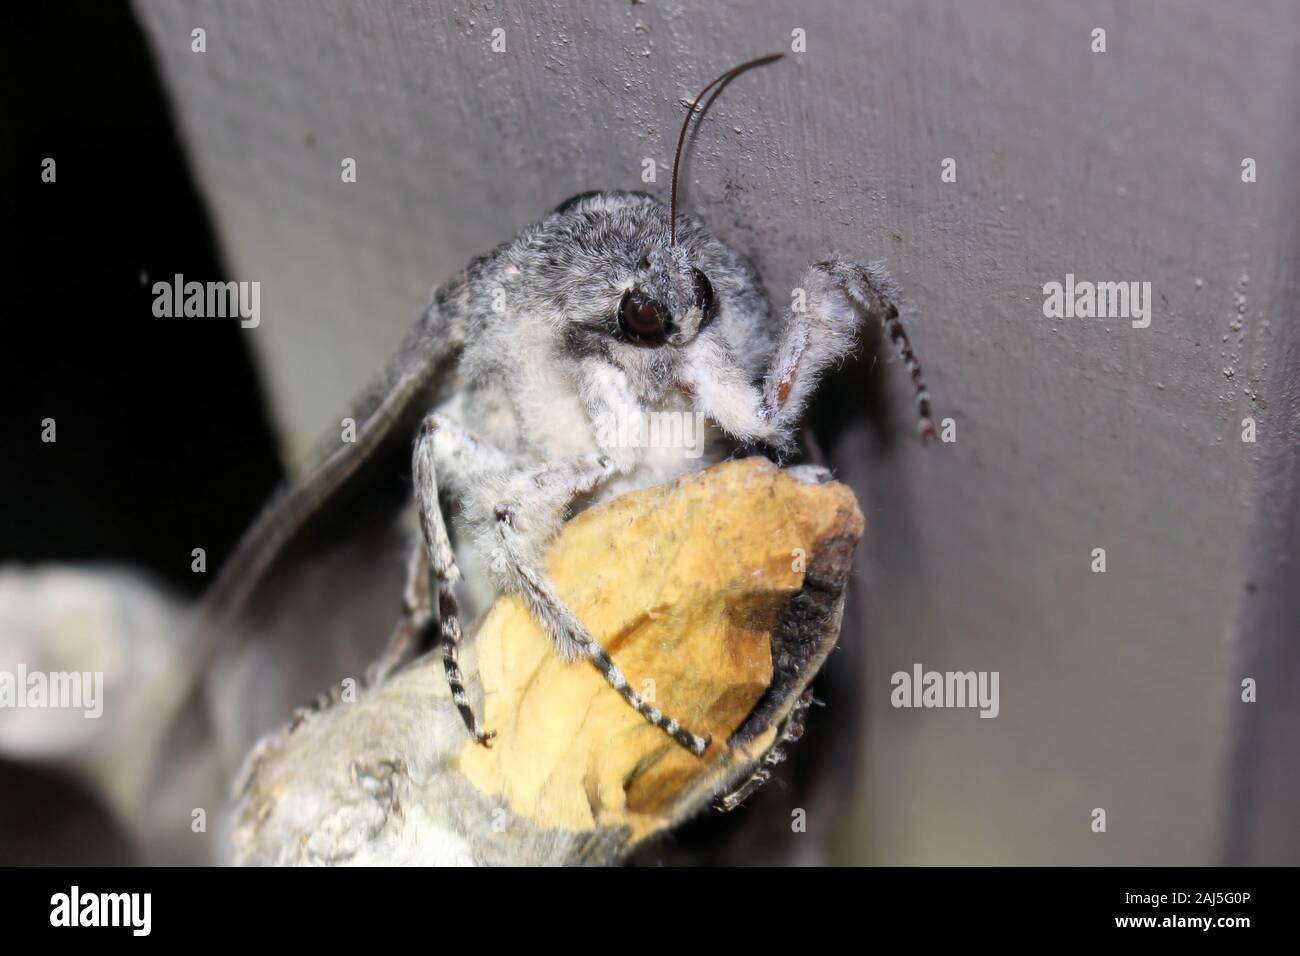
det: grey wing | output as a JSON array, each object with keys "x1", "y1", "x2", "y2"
[
  {"x1": 200, "y1": 300, "x2": 464, "y2": 632},
  {"x1": 155, "y1": 284, "x2": 470, "y2": 776}
]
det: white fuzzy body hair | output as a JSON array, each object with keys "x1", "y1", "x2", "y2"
[
  {"x1": 403, "y1": 189, "x2": 929, "y2": 755},
  {"x1": 440, "y1": 191, "x2": 782, "y2": 501}
]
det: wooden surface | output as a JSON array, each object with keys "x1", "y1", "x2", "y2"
[{"x1": 134, "y1": 0, "x2": 1300, "y2": 863}]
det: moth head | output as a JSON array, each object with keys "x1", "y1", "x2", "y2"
[
  {"x1": 542, "y1": 191, "x2": 736, "y2": 350},
  {"x1": 536, "y1": 56, "x2": 784, "y2": 402},
  {"x1": 618, "y1": 51, "x2": 783, "y2": 352},
  {"x1": 618, "y1": 243, "x2": 717, "y2": 348}
]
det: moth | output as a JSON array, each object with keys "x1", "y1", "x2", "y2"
[{"x1": 197, "y1": 55, "x2": 934, "y2": 777}]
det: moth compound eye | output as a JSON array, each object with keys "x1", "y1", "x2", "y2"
[
  {"x1": 618, "y1": 288, "x2": 670, "y2": 344},
  {"x1": 692, "y1": 268, "x2": 717, "y2": 322}
]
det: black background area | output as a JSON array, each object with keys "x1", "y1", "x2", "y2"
[
  {"x1": 0, "y1": 2, "x2": 283, "y2": 866},
  {"x1": 0, "y1": 2, "x2": 283, "y2": 591}
]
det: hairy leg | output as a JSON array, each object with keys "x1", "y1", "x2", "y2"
[
  {"x1": 413, "y1": 412, "x2": 710, "y2": 756},
  {"x1": 412, "y1": 416, "x2": 496, "y2": 745},
  {"x1": 365, "y1": 543, "x2": 433, "y2": 688},
  {"x1": 714, "y1": 689, "x2": 815, "y2": 812},
  {"x1": 764, "y1": 258, "x2": 935, "y2": 439},
  {"x1": 673, "y1": 259, "x2": 934, "y2": 451}
]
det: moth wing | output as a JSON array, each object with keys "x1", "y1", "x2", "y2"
[
  {"x1": 165, "y1": 294, "x2": 467, "y2": 772},
  {"x1": 202, "y1": 310, "x2": 461, "y2": 628}
]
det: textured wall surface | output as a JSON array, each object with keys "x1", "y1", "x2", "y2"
[{"x1": 132, "y1": 0, "x2": 1300, "y2": 864}]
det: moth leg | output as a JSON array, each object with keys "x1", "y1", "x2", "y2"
[
  {"x1": 763, "y1": 257, "x2": 935, "y2": 440},
  {"x1": 412, "y1": 416, "x2": 497, "y2": 746},
  {"x1": 487, "y1": 494, "x2": 711, "y2": 757},
  {"x1": 714, "y1": 688, "x2": 815, "y2": 811},
  {"x1": 365, "y1": 542, "x2": 434, "y2": 688},
  {"x1": 419, "y1": 413, "x2": 711, "y2": 757}
]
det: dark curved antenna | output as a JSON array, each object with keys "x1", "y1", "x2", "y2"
[{"x1": 669, "y1": 53, "x2": 784, "y2": 245}]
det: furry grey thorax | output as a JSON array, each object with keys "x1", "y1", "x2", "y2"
[
  {"x1": 444, "y1": 191, "x2": 779, "y2": 502},
  {"x1": 399, "y1": 187, "x2": 932, "y2": 758}
]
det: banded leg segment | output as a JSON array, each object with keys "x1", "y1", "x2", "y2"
[
  {"x1": 715, "y1": 688, "x2": 815, "y2": 811},
  {"x1": 415, "y1": 412, "x2": 711, "y2": 757},
  {"x1": 762, "y1": 258, "x2": 935, "y2": 441},
  {"x1": 412, "y1": 417, "x2": 494, "y2": 746},
  {"x1": 492, "y1": 498, "x2": 711, "y2": 756},
  {"x1": 432, "y1": 563, "x2": 491, "y2": 745},
  {"x1": 833, "y1": 259, "x2": 935, "y2": 439}
]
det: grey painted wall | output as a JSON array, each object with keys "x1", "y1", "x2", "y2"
[{"x1": 133, "y1": 0, "x2": 1300, "y2": 864}]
